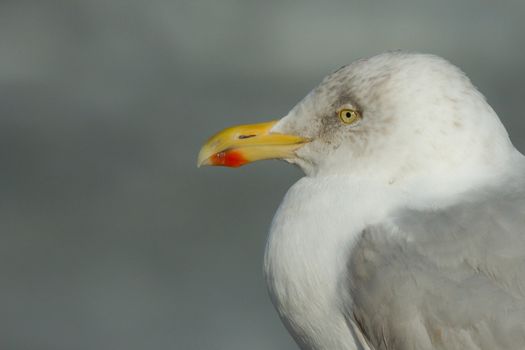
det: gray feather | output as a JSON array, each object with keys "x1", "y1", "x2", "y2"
[{"x1": 347, "y1": 171, "x2": 525, "y2": 349}]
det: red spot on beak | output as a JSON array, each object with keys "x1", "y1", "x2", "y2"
[{"x1": 210, "y1": 149, "x2": 248, "y2": 167}]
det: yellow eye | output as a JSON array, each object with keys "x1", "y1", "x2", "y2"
[{"x1": 338, "y1": 109, "x2": 361, "y2": 124}]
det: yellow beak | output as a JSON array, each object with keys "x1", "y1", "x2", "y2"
[{"x1": 197, "y1": 120, "x2": 309, "y2": 167}]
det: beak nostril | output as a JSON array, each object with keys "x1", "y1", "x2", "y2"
[{"x1": 238, "y1": 134, "x2": 256, "y2": 139}]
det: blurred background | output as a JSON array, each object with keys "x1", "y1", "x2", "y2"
[{"x1": 1, "y1": 0, "x2": 524, "y2": 349}]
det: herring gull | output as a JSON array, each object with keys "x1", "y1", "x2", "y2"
[{"x1": 197, "y1": 51, "x2": 525, "y2": 350}]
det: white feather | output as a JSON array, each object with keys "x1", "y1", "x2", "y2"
[{"x1": 264, "y1": 52, "x2": 525, "y2": 349}]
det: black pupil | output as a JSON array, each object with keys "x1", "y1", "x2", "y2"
[{"x1": 345, "y1": 112, "x2": 351, "y2": 118}]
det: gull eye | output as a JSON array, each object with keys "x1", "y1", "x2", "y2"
[{"x1": 338, "y1": 109, "x2": 361, "y2": 125}]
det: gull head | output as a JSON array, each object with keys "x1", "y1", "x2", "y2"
[{"x1": 199, "y1": 52, "x2": 515, "y2": 190}]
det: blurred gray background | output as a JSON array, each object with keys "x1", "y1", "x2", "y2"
[{"x1": 1, "y1": 0, "x2": 524, "y2": 349}]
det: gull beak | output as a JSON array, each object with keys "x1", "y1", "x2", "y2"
[{"x1": 197, "y1": 120, "x2": 309, "y2": 167}]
